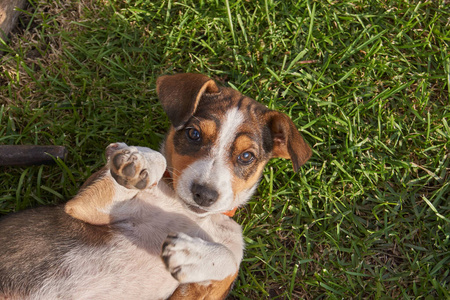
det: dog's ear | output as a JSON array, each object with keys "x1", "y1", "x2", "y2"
[
  {"x1": 265, "y1": 111, "x2": 312, "y2": 171},
  {"x1": 156, "y1": 73, "x2": 220, "y2": 129}
]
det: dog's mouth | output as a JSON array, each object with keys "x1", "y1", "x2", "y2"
[{"x1": 187, "y1": 204, "x2": 208, "y2": 214}]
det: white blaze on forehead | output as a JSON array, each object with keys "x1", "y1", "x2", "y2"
[
  {"x1": 202, "y1": 107, "x2": 244, "y2": 210},
  {"x1": 214, "y1": 107, "x2": 244, "y2": 158},
  {"x1": 175, "y1": 107, "x2": 246, "y2": 213}
]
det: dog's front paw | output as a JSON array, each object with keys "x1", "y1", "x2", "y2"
[
  {"x1": 161, "y1": 233, "x2": 208, "y2": 283},
  {"x1": 161, "y1": 233, "x2": 237, "y2": 283},
  {"x1": 107, "y1": 143, "x2": 166, "y2": 190}
]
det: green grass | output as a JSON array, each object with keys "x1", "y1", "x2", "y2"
[{"x1": 1, "y1": 0, "x2": 449, "y2": 298}]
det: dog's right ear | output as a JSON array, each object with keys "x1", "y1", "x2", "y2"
[
  {"x1": 156, "y1": 73, "x2": 220, "y2": 130},
  {"x1": 264, "y1": 110, "x2": 312, "y2": 172}
]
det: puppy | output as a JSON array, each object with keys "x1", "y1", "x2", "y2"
[{"x1": 0, "y1": 73, "x2": 312, "y2": 299}]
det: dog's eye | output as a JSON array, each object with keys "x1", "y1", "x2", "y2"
[
  {"x1": 238, "y1": 151, "x2": 255, "y2": 165},
  {"x1": 186, "y1": 128, "x2": 201, "y2": 142}
]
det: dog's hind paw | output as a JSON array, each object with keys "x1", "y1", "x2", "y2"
[{"x1": 107, "y1": 143, "x2": 166, "y2": 190}]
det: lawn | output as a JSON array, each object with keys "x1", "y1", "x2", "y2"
[{"x1": 1, "y1": 0, "x2": 449, "y2": 298}]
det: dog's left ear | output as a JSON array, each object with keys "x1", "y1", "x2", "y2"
[
  {"x1": 156, "y1": 73, "x2": 220, "y2": 130},
  {"x1": 265, "y1": 111, "x2": 312, "y2": 171}
]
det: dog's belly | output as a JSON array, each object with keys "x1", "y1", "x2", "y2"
[
  {"x1": 37, "y1": 237, "x2": 178, "y2": 300},
  {"x1": 0, "y1": 206, "x2": 180, "y2": 299},
  {"x1": 38, "y1": 204, "x2": 226, "y2": 299}
]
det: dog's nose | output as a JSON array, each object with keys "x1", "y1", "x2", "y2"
[{"x1": 191, "y1": 183, "x2": 219, "y2": 207}]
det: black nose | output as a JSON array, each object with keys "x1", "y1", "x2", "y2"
[{"x1": 191, "y1": 183, "x2": 219, "y2": 207}]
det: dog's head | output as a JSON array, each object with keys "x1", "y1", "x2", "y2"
[{"x1": 157, "y1": 73, "x2": 311, "y2": 216}]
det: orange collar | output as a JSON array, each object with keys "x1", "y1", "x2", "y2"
[
  {"x1": 222, "y1": 207, "x2": 238, "y2": 217},
  {"x1": 163, "y1": 170, "x2": 238, "y2": 217}
]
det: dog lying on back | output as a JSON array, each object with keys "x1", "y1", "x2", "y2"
[{"x1": 0, "y1": 73, "x2": 312, "y2": 299}]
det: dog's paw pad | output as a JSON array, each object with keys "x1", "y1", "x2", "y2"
[
  {"x1": 121, "y1": 159, "x2": 137, "y2": 177},
  {"x1": 109, "y1": 148, "x2": 152, "y2": 190},
  {"x1": 135, "y1": 170, "x2": 152, "y2": 189}
]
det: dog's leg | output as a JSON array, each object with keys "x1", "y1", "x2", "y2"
[
  {"x1": 168, "y1": 272, "x2": 237, "y2": 300},
  {"x1": 162, "y1": 232, "x2": 240, "y2": 284},
  {"x1": 65, "y1": 143, "x2": 166, "y2": 225}
]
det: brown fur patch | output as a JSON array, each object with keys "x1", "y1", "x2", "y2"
[
  {"x1": 164, "y1": 128, "x2": 198, "y2": 188},
  {"x1": 170, "y1": 152, "x2": 198, "y2": 188},
  {"x1": 232, "y1": 134, "x2": 257, "y2": 156},
  {"x1": 65, "y1": 168, "x2": 116, "y2": 225},
  {"x1": 169, "y1": 272, "x2": 238, "y2": 300},
  {"x1": 198, "y1": 119, "x2": 218, "y2": 143},
  {"x1": 231, "y1": 161, "x2": 266, "y2": 200}
]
